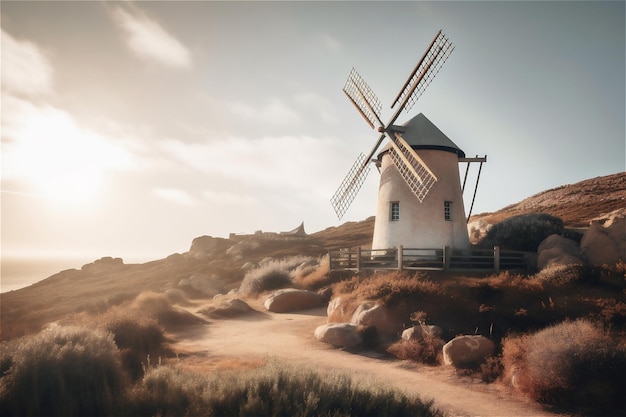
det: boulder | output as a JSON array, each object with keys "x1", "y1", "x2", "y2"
[
  {"x1": 401, "y1": 325, "x2": 443, "y2": 341},
  {"x1": 200, "y1": 298, "x2": 253, "y2": 318},
  {"x1": 263, "y1": 288, "x2": 323, "y2": 313},
  {"x1": 314, "y1": 323, "x2": 362, "y2": 349},
  {"x1": 350, "y1": 302, "x2": 401, "y2": 341},
  {"x1": 443, "y1": 335, "x2": 495, "y2": 367},
  {"x1": 537, "y1": 234, "x2": 584, "y2": 269},
  {"x1": 581, "y1": 215, "x2": 626, "y2": 265},
  {"x1": 179, "y1": 273, "x2": 224, "y2": 296}
]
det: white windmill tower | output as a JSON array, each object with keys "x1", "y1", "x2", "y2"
[{"x1": 331, "y1": 30, "x2": 486, "y2": 255}]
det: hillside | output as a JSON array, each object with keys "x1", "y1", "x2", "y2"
[
  {"x1": 470, "y1": 171, "x2": 626, "y2": 227},
  {"x1": 2, "y1": 172, "x2": 624, "y2": 340}
]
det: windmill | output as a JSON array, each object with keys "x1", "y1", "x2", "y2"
[{"x1": 330, "y1": 30, "x2": 486, "y2": 253}]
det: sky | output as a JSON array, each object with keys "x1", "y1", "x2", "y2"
[{"x1": 2, "y1": 1, "x2": 624, "y2": 264}]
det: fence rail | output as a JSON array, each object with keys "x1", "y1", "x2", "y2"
[{"x1": 329, "y1": 246, "x2": 533, "y2": 272}]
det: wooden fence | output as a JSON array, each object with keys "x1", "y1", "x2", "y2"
[{"x1": 328, "y1": 246, "x2": 533, "y2": 272}]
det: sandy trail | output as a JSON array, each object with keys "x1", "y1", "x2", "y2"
[{"x1": 175, "y1": 306, "x2": 558, "y2": 417}]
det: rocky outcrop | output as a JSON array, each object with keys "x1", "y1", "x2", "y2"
[
  {"x1": 81, "y1": 257, "x2": 124, "y2": 273},
  {"x1": 443, "y1": 335, "x2": 495, "y2": 367},
  {"x1": 188, "y1": 235, "x2": 230, "y2": 259},
  {"x1": 263, "y1": 288, "x2": 324, "y2": 313},
  {"x1": 314, "y1": 323, "x2": 362, "y2": 349},
  {"x1": 537, "y1": 234, "x2": 584, "y2": 269},
  {"x1": 581, "y1": 215, "x2": 626, "y2": 265}
]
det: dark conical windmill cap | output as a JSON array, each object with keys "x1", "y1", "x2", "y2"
[{"x1": 379, "y1": 113, "x2": 465, "y2": 158}]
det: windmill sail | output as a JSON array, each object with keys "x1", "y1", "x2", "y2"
[
  {"x1": 343, "y1": 68, "x2": 383, "y2": 129},
  {"x1": 388, "y1": 134, "x2": 437, "y2": 203},
  {"x1": 330, "y1": 153, "x2": 371, "y2": 219},
  {"x1": 391, "y1": 30, "x2": 454, "y2": 113}
]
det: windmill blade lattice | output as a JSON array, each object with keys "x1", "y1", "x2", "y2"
[
  {"x1": 391, "y1": 31, "x2": 454, "y2": 113},
  {"x1": 330, "y1": 153, "x2": 372, "y2": 219},
  {"x1": 343, "y1": 68, "x2": 383, "y2": 129},
  {"x1": 388, "y1": 136, "x2": 438, "y2": 203}
]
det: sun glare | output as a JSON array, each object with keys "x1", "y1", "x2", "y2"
[{"x1": 5, "y1": 103, "x2": 130, "y2": 206}]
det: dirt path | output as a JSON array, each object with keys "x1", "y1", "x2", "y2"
[{"x1": 175, "y1": 306, "x2": 559, "y2": 417}]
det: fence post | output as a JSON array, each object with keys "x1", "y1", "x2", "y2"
[
  {"x1": 398, "y1": 245, "x2": 403, "y2": 271},
  {"x1": 356, "y1": 247, "x2": 361, "y2": 272},
  {"x1": 494, "y1": 246, "x2": 501, "y2": 271},
  {"x1": 443, "y1": 246, "x2": 450, "y2": 271}
]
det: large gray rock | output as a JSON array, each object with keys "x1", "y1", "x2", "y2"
[
  {"x1": 314, "y1": 323, "x2": 362, "y2": 349},
  {"x1": 350, "y1": 302, "x2": 401, "y2": 341},
  {"x1": 264, "y1": 288, "x2": 323, "y2": 313},
  {"x1": 537, "y1": 234, "x2": 584, "y2": 269},
  {"x1": 581, "y1": 216, "x2": 626, "y2": 265},
  {"x1": 443, "y1": 335, "x2": 495, "y2": 367}
]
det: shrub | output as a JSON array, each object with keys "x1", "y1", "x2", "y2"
[
  {"x1": 0, "y1": 325, "x2": 127, "y2": 417},
  {"x1": 238, "y1": 256, "x2": 314, "y2": 296},
  {"x1": 103, "y1": 314, "x2": 169, "y2": 380},
  {"x1": 124, "y1": 360, "x2": 444, "y2": 417},
  {"x1": 483, "y1": 213, "x2": 564, "y2": 251},
  {"x1": 502, "y1": 319, "x2": 626, "y2": 412},
  {"x1": 387, "y1": 336, "x2": 444, "y2": 365},
  {"x1": 293, "y1": 255, "x2": 332, "y2": 290}
]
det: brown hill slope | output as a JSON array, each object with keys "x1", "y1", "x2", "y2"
[
  {"x1": 2, "y1": 172, "x2": 623, "y2": 340},
  {"x1": 470, "y1": 171, "x2": 626, "y2": 227}
]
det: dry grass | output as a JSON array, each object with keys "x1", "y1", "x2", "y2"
[{"x1": 502, "y1": 320, "x2": 626, "y2": 413}]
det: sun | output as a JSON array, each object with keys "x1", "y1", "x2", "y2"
[{"x1": 6, "y1": 104, "x2": 129, "y2": 206}]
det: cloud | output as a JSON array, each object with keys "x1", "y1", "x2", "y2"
[
  {"x1": 159, "y1": 134, "x2": 351, "y2": 193},
  {"x1": 1, "y1": 29, "x2": 53, "y2": 96},
  {"x1": 294, "y1": 92, "x2": 339, "y2": 124},
  {"x1": 111, "y1": 6, "x2": 191, "y2": 69},
  {"x1": 152, "y1": 187, "x2": 195, "y2": 205},
  {"x1": 318, "y1": 33, "x2": 342, "y2": 54},
  {"x1": 227, "y1": 97, "x2": 300, "y2": 126}
]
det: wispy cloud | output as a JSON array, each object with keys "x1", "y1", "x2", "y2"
[
  {"x1": 152, "y1": 187, "x2": 195, "y2": 205},
  {"x1": 111, "y1": 6, "x2": 191, "y2": 69},
  {"x1": 1, "y1": 29, "x2": 53, "y2": 96},
  {"x1": 294, "y1": 92, "x2": 339, "y2": 124},
  {"x1": 227, "y1": 97, "x2": 300, "y2": 126},
  {"x1": 318, "y1": 33, "x2": 342, "y2": 54}
]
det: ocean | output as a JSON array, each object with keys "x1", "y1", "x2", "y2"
[{"x1": 1, "y1": 256, "x2": 93, "y2": 293}]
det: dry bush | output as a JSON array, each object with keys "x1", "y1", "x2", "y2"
[
  {"x1": 481, "y1": 213, "x2": 563, "y2": 251},
  {"x1": 502, "y1": 319, "x2": 626, "y2": 412},
  {"x1": 344, "y1": 272, "x2": 443, "y2": 306},
  {"x1": 534, "y1": 264, "x2": 626, "y2": 290},
  {"x1": 124, "y1": 360, "x2": 444, "y2": 417},
  {"x1": 238, "y1": 256, "x2": 315, "y2": 296},
  {"x1": 387, "y1": 336, "x2": 444, "y2": 365},
  {"x1": 0, "y1": 325, "x2": 127, "y2": 417},
  {"x1": 292, "y1": 255, "x2": 332, "y2": 290},
  {"x1": 99, "y1": 312, "x2": 170, "y2": 381},
  {"x1": 129, "y1": 291, "x2": 207, "y2": 328}
]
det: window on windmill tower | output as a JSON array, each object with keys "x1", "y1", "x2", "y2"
[
  {"x1": 444, "y1": 201, "x2": 452, "y2": 221},
  {"x1": 390, "y1": 201, "x2": 400, "y2": 221}
]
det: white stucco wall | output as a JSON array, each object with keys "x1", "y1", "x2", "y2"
[{"x1": 371, "y1": 148, "x2": 471, "y2": 251}]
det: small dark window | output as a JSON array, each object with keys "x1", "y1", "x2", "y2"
[
  {"x1": 390, "y1": 202, "x2": 400, "y2": 221},
  {"x1": 444, "y1": 201, "x2": 452, "y2": 221}
]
